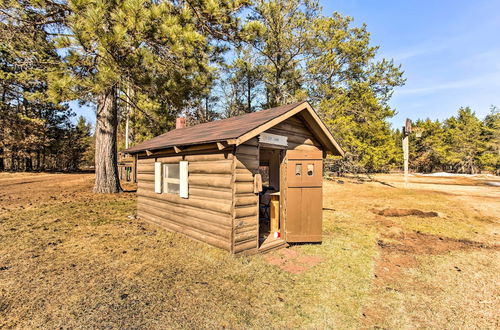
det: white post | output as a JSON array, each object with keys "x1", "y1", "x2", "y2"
[{"x1": 403, "y1": 134, "x2": 409, "y2": 188}]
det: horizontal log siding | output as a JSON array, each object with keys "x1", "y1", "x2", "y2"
[
  {"x1": 136, "y1": 150, "x2": 234, "y2": 251},
  {"x1": 233, "y1": 138, "x2": 259, "y2": 255},
  {"x1": 265, "y1": 115, "x2": 321, "y2": 152}
]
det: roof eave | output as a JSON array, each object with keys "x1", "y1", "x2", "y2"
[{"x1": 124, "y1": 139, "x2": 237, "y2": 155}]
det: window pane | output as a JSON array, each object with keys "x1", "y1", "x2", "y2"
[
  {"x1": 307, "y1": 164, "x2": 314, "y2": 176},
  {"x1": 167, "y1": 183, "x2": 180, "y2": 194},
  {"x1": 295, "y1": 163, "x2": 302, "y2": 176},
  {"x1": 165, "y1": 164, "x2": 180, "y2": 179}
]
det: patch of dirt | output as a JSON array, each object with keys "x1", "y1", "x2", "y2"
[
  {"x1": 372, "y1": 208, "x2": 439, "y2": 218},
  {"x1": 0, "y1": 172, "x2": 136, "y2": 214},
  {"x1": 264, "y1": 248, "x2": 324, "y2": 274},
  {"x1": 363, "y1": 215, "x2": 500, "y2": 328},
  {"x1": 373, "y1": 232, "x2": 499, "y2": 283},
  {"x1": 389, "y1": 232, "x2": 497, "y2": 254}
]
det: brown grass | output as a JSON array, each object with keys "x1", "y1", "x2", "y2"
[{"x1": 0, "y1": 172, "x2": 499, "y2": 328}]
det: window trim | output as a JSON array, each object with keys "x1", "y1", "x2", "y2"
[
  {"x1": 163, "y1": 163, "x2": 180, "y2": 194},
  {"x1": 154, "y1": 161, "x2": 189, "y2": 198}
]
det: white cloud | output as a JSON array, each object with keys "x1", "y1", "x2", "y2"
[
  {"x1": 388, "y1": 43, "x2": 448, "y2": 62},
  {"x1": 397, "y1": 71, "x2": 500, "y2": 96},
  {"x1": 380, "y1": 31, "x2": 477, "y2": 63},
  {"x1": 458, "y1": 49, "x2": 500, "y2": 69}
]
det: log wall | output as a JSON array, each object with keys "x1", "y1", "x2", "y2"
[
  {"x1": 233, "y1": 137, "x2": 260, "y2": 255},
  {"x1": 136, "y1": 149, "x2": 235, "y2": 251}
]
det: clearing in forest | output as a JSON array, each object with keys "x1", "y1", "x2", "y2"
[{"x1": 0, "y1": 172, "x2": 498, "y2": 328}]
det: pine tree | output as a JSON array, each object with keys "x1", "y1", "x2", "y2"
[
  {"x1": 71, "y1": 115, "x2": 93, "y2": 170},
  {"x1": 7, "y1": 0, "x2": 246, "y2": 192},
  {"x1": 223, "y1": 48, "x2": 264, "y2": 116},
  {"x1": 233, "y1": 2, "x2": 404, "y2": 171},
  {"x1": 479, "y1": 106, "x2": 500, "y2": 174},
  {"x1": 307, "y1": 13, "x2": 405, "y2": 171},
  {"x1": 444, "y1": 107, "x2": 486, "y2": 174},
  {"x1": 0, "y1": 3, "x2": 75, "y2": 171},
  {"x1": 409, "y1": 119, "x2": 448, "y2": 173},
  {"x1": 241, "y1": 0, "x2": 319, "y2": 108}
]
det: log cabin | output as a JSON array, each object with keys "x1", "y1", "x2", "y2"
[{"x1": 125, "y1": 101, "x2": 344, "y2": 255}]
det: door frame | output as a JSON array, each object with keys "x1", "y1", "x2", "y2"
[
  {"x1": 279, "y1": 150, "x2": 287, "y2": 240},
  {"x1": 257, "y1": 145, "x2": 286, "y2": 245}
]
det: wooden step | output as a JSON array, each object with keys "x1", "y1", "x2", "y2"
[{"x1": 258, "y1": 237, "x2": 288, "y2": 253}]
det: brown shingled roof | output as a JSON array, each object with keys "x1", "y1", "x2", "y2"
[
  {"x1": 125, "y1": 101, "x2": 344, "y2": 156},
  {"x1": 125, "y1": 102, "x2": 306, "y2": 153}
]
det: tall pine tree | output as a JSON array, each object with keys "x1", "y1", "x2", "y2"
[
  {"x1": 307, "y1": 13, "x2": 405, "y2": 171},
  {"x1": 8, "y1": 0, "x2": 246, "y2": 192}
]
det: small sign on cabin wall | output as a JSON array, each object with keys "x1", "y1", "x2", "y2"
[{"x1": 259, "y1": 132, "x2": 288, "y2": 147}]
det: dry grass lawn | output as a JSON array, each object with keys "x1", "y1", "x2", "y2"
[{"x1": 0, "y1": 172, "x2": 499, "y2": 328}]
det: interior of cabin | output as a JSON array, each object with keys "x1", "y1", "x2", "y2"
[{"x1": 258, "y1": 147, "x2": 284, "y2": 247}]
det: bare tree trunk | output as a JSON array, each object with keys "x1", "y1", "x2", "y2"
[
  {"x1": 25, "y1": 157, "x2": 32, "y2": 171},
  {"x1": 246, "y1": 71, "x2": 252, "y2": 113},
  {"x1": 94, "y1": 86, "x2": 121, "y2": 193},
  {"x1": 36, "y1": 150, "x2": 41, "y2": 171}
]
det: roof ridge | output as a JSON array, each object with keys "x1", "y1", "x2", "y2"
[{"x1": 173, "y1": 101, "x2": 306, "y2": 132}]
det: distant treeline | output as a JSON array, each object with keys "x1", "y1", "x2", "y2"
[
  {"x1": 405, "y1": 107, "x2": 499, "y2": 175},
  {"x1": 0, "y1": 110, "x2": 94, "y2": 171},
  {"x1": 327, "y1": 106, "x2": 499, "y2": 175},
  {"x1": 0, "y1": 0, "x2": 498, "y2": 176}
]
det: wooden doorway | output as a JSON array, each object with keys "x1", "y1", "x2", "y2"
[
  {"x1": 258, "y1": 147, "x2": 285, "y2": 249},
  {"x1": 284, "y1": 150, "x2": 323, "y2": 242}
]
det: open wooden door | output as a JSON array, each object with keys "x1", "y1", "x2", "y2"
[{"x1": 284, "y1": 150, "x2": 323, "y2": 242}]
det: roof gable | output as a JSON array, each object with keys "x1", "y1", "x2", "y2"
[{"x1": 125, "y1": 101, "x2": 344, "y2": 156}]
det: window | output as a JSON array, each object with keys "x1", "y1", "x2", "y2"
[
  {"x1": 307, "y1": 164, "x2": 314, "y2": 176},
  {"x1": 154, "y1": 161, "x2": 189, "y2": 198},
  {"x1": 295, "y1": 163, "x2": 302, "y2": 176},
  {"x1": 164, "y1": 163, "x2": 180, "y2": 194}
]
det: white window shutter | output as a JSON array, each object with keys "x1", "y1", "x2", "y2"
[
  {"x1": 179, "y1": 161, "x2": 189, "y2": 198},
  {"x1": 154, "y1": 161, "x2": 162, "y2": 193}
]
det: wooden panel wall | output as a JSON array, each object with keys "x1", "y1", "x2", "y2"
[
  {"x1": 136, "y1": 149, "x2": 235, "y2": 251},
  {"x1": 233, "y1": 137, "x2": 260, "y2": 255},
  {"x1": 265, "y1": 114, "x2": 322, "y2": 152}
]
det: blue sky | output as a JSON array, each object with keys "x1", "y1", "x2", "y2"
[
  {"x1": 73, "y1": 0, "x2": 500, "y2": 129},
  {"x1": 322, "y1": 0, "x2": 500, "y2": 128}
]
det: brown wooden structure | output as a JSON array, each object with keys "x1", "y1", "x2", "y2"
[
  {"x1": 118, "y1": 152, "x2": 137, "y2": 184},
  {"x1": 125, "y1": 101, "x2": 344, "y2": 255}
]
